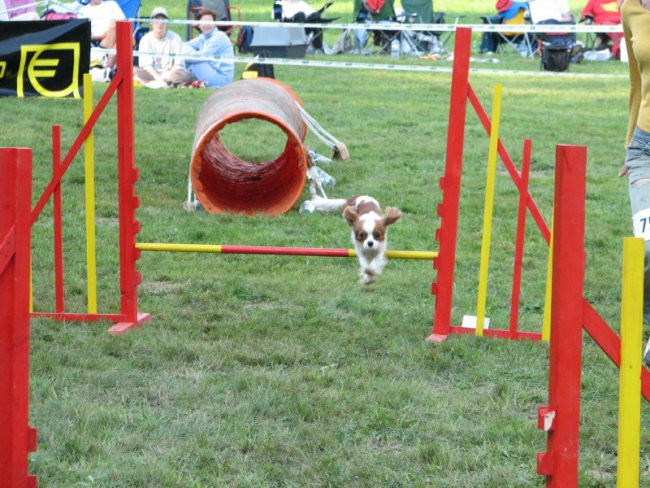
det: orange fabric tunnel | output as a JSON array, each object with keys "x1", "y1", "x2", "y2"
[{"x1": 190, "y1": 78, "x2": 309, "y2": 215}]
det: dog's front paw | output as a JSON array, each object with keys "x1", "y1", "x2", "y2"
[{"x1": 359, "y1": 268, "x2": 376, "y2": 285}]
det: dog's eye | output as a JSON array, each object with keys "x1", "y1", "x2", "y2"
[
  {"x1": 358, "y1": 232, "x2": 367, "y2": 241},
  {"x1": 373, "y1": 231, "x2": 381, "y2": 240}
]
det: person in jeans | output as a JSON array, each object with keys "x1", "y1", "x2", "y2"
[
  {"x1": 182, "y1": 8, "x2": 234, "y2": 88},
  {"x1": 619, "y1": 0, "x2": 650, "y2": 366}
]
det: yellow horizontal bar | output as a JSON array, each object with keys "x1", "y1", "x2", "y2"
[{"x1": 384, "y1": 250, "x2": 438, "y2": 259}]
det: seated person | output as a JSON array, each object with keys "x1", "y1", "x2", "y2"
[
  {"x1": 528, "y1": 0, "x2": 577, "y2": 53},
  {"x1": 528, "y1": 0, "x2": 573, "y2": 23},
  {"x1": 352, "y1": 0, "x2": 396, "y2": 55},
  {"x1": 78, "y1": 0, "x2": 126, "y2": 69},
  {"x1": 273, "y1": 0, "x2": 336, "y2": 54},
  {"x1": 580, "y1": 0, "x2": 622, "y2": 58},
  {"x1": 480, "y1": 0, "x2": 530, "y2": 54},
  {"x1": 182, "y1": 8, "x2": 234, "y2": 88},
  {"x1": 134, "y1": 7, "x2": 194, "y2": 88}
]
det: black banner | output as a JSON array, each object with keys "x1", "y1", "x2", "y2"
[{"x1": 0, "y1": 20, "x2": 90, "y2": 98}]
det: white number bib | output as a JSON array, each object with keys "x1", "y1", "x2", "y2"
[{"x1": 633, "y1": 208, "x2": 650, "y2": 240}]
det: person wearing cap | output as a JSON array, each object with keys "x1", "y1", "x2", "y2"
[
  {"x1": 134, "y1": 7, "x2": 194, "y2": 88},
  {"x1": 78, "y1": 0, "x2": 126, "y2": 68},
  {"x1": 181, "y1": 8, "x2": 234, "y2": 88},
  {"x1": 479, "y1": 1, "x2": 529, "y2": 54}
]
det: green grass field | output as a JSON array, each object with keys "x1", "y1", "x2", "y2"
[{"x1": 2, "y1": 1, "x2": 649, "y2": 486}]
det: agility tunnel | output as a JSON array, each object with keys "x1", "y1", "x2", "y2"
[{"x1": 190, "y1": 78, "x2": 309, "y2": 216}]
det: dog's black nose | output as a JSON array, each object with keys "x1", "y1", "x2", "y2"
[{"x1": 367, "y1": 241, "x2": 374, "y2": 248}]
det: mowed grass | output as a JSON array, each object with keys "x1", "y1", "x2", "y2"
[{"x1": 2, "y1": 1, "x2": 649, "y2": 486}]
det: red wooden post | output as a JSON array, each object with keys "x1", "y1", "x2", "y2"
[
  {"x1": 109, "y1": 21, "x2": 150, "y2": 334},
  {"x1": 428, "y1": 27, "x2": 472, "y2": 342},
  {"x1": 53, "y1": 125, "x2": 65, "y2": 313},
  {"x1": 0, "y1": 147, "x2": 37, "y2": 487},
  {"x1": 537, "y1": 145, "x2": 587, "y2": 487},
  {"x1": 509, "y1": 139, "x2": 532, "y2": 337}
]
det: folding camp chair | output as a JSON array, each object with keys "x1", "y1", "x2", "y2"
[
  {"x1": 396, "y1": 0, "x2": 461, "y2": 55},
  {"x1": 398, "y1": 0, "x2": 444, "y2": 55},
  {"x1": 481, "y1": 6, "x2": 534, "y2": 58}
]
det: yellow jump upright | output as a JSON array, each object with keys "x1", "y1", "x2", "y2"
[
  {"x1": 476, "y1": 83, "x2": 503, "y2": 336},
  {"x1": 83, "y1": 73, "x2": 97, "y2": 314},
  {"x1": 616, "y1": 237, "x2": 644, "y2": 488}
]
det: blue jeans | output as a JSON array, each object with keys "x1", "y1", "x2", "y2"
[
  {"x1": 625, "y1": 126, "x2": 650, "y2": 321},
  {"x1": 181, "y1": 44, "x2": 234, "y2": 88},
  {"x1": 353, "y1": 19, "x2": 391, "y2": 51}
]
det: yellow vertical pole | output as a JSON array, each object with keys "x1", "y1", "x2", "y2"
[
  {"x1": 616, "y1": 237, "x2": 643, "y2": 488},
  {"x1": 83, "y1": 74, "x2": 98, "y2": 314},
  {"x1": 476, "y1": 83, "x2": 503, "y2": 336},
  {"x1": 542, "y1": 216, "x2": 554, "y2": 342}
]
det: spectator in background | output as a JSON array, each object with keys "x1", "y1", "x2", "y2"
[
  {"x1": 529, "y1": 0, "x2": 578, "y2": 56},
  {"x1": 352, "y1": 0, "x2": 396, "y2": 55},
  {"x1": 78, "y1": 0, "x2": 126, "y2": 68},
  {"x1": 273, "y1": 0, "x2": 336, "y2": 54},
  {"x1": 528, "y1": 0, "x2": 573, "y2": 23},
  {"x1": 480, "y1": 0, "x2": 530, "y2": 54},
  {"x1": 580, "y1": 0, "x2": 623, "y2": 58},
  {"x1": 182, "y1": 8, "x2": 234, "y2": 88},
  {"x1": 134, "y1": 7, "x2": 194, "y2": 88}
]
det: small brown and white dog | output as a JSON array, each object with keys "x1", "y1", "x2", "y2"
[{"x1": 307, "y1": 195, "x2": 401, "y2": 284}]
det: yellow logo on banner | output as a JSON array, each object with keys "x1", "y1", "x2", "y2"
[
  {"x1": 0, "y1": 61, "x2": 6, "y2": 78},
  {"x1": 603, "y1": 1, "x2": 619, "y2": 13},
  {"x1": 17, "y1": 42, "x2": 82, "y2": 98}
]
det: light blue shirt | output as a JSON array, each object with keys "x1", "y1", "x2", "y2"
[{"x1": 184, "y1": 29, "x2": 234, "y2": 82}]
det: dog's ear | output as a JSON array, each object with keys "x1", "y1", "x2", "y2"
[
  {"x1": 383, "y1": 207, "x2": 402, "y2": 226},
  {"x1": 343, "y1": 206, "x2": 358, "y2": 226}
]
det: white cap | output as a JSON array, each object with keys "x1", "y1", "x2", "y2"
[{"x1": 150, "y1": 7, "x2": 169, "y2": 19}]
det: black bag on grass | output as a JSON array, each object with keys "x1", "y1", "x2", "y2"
[{"x1": 541, "y1": 44, "x2": 571, "y2": 72}]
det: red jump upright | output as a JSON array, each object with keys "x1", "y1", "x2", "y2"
[
  {"x1": 428, "y1": 27, "x2": 472, "y2": 342},
  {"x1": 537, "y1": 145, "x2": 588, "y2": 487},
  {"x1": 0, "y1": 148, "x2": 37, "y2": 487}
]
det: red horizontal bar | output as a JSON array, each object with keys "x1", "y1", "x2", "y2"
[
  {"x1": 219, "y1": 245, "x2": 352, "y2": 257},
  {"x1": 448, "y1": 325, "x2": 542, "y2": 341},
  {"x1": 30, "y1": 312, "x2": 125, "y2": 322}
]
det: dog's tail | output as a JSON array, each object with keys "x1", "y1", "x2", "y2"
[{"x1": 305, "y1": 196, "x2": 348, "y2": 213}]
